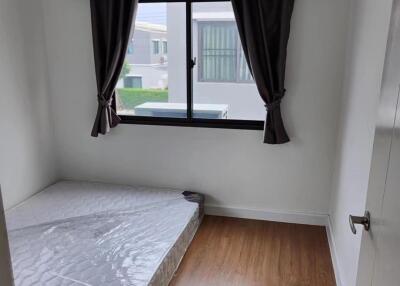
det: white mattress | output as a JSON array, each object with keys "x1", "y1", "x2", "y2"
[{"x1": 5, "y1": 181, "x2": 202, "y2": 286}]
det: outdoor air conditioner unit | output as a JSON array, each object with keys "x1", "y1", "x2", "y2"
[{"x1": 134, "y1": 103, "x2": 228, "y2": 119}]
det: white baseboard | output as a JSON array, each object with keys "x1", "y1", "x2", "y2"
[
  {"x1": 326, "y1": 216, "x2": 343, "y2": 286},
  {"x1": 204, "y1": 205, "x2": 328, "y2": 226}
]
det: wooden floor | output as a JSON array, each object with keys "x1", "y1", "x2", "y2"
[{"x1": 170, "y1": 216, "x2": 335, "y2": 286}]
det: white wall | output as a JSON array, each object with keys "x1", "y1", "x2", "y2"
[
  {"x1": 0, "y1": 0, "x2": 57, "y2": 209},
  {"x1": 130, "y1": 65, "x2": 168, "y2": 89},
  {"x1": 192, "y1": 82, "x2": 265, "y2": 120},
  {"x1": 329, "y1": 0, "x2": 393, "y2": 285},
  {"x1": 41, "y1": 0, "x2": 349, "y2": 216},
  {"x1": 167, "y1": 3, "x2": 186, "y2": 104}
]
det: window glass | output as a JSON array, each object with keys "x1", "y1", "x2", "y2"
[
  {"x1": 192, "y1": 2, "x2": 265, "y2": 121},
  {"x1": 117, "y1": 1, "x2": 264, "y2": 123},
  {"x1": 238, "y1": 48, "x2": 252, "y2": 82},
  {"x1": 199, "y1": 22, "x2": 237, "y2": 82},
  {"x1": 152, "y1": 40, "x2": 160, "y2": 54},
  {"x1": 116, "y1": 2, "x2": 187, "y2": 118},
  {"x1": 163, "y1": 41, "x2": 168, "y2": 54}
]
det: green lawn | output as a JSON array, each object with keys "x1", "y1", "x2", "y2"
[{"x1": 117, "y1": 88, "x2": 168, "y2": 110}]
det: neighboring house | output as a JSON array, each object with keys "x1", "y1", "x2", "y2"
[
  {"x1": 126, "y1": 22, "x2": 168, "y2": 66},
  {"x1": 118, "y1": 21, "x2": 168, "y2": 89}
]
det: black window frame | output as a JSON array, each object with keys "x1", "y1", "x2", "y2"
[{"x1": 116, "y1": 0, "x2": 264, "y2": 131}]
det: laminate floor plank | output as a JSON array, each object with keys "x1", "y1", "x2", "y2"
[{"x1": 170, "y1": 216, "x2": 335, "y2": 286}]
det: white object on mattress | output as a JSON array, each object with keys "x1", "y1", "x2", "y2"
[{"x1": 5, "y1": 181, "x2": 201, "y2": 286}]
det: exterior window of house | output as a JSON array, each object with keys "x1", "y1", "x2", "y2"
[
  {"x1": 163, "y1": 41, "x2": 168, "y2": 54},
  {"x1": 116, "y1": 1, "x2": 264, "y2": 128},
  {"x1": 152, "y1": 40, "x2": 160, "y2": 55},
  {"x1": 124, "y1": 76, "x2": 142, "y2": 88},
  {"x1": 198, "y1": 22, "x2": 236, "y2": 82},
  {"x1": 198, "y1": 22, "x2": 252, "y2": 83},
  {"x1": 238, "y1": 48, "x2": 252, "y2": 81}
]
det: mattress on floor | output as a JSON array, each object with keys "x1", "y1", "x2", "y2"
[{"x1": 5, "y1": 181, "x2": 204, "y2": 286}]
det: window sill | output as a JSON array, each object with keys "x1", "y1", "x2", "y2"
[{"x1": 119, "y1": 115, "x2": 264, "y2": 130}]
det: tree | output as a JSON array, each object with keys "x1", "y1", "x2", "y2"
[{"x1": 120, "y1": 61, "x2": 131, "y2": 79}]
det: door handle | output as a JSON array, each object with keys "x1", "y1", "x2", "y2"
[{"x1": 349, "y1": 211, "x2": 371, "y2": 234}]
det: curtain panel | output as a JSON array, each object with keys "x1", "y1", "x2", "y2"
[
  {"x1": 90, "y1": 0, "x2": 138, "y2": 137},
  {"x1": 231, "y1": 0, "x2": 295, "y2": 144}
]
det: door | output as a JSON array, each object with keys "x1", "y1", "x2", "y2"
[{"x1": 356, "y1": 1, "x2": 400, "y2": 285}]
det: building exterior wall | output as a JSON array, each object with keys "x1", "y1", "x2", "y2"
[
  {"x1": 126, "y1": 29, "x2": 167, "y2": 66},
  {"x1": 126, "y1": 29, "x2": 151, "y2": 64},
  {"x1": 149, "y1": 31, "x2": 168, "y2": 65},
  {"x1": 122, "y1": 24, "x2": 168, "y2": 89},
  {"x1": 167, "y1": 4, "x2": 187, "y2": 104},
  {"x1": 130, "y1": 65, "x2": 168, "y2": 89}
]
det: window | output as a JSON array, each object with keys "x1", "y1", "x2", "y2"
[
  {"x1": 152, "y1": 40, "x2": 160, "y2": 55},
  {"x1": 198, "y1": 22, "x2": 236, "y2": 82},
  {"x1": 124, "y1": 76, "x2": 142, "y2": 88},
  {"x1": 116, "y1": 0, "x2": 264, "y2": 129},
  {"x1": 163, "y1": 40, "x2": 168, "y2": 54},
  {"x1": 197, "y1": 21, "x2": 252, "y2": 83},
  {"x1": 116, "y1": 3, "x2": 186, "y2": 118}
]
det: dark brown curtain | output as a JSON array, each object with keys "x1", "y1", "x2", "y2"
[
  {"x1": 231, "y1": 0, "x2": 294, "y2": 144},
  {"x1": 90, "y1": 0, "x2": 138, "y2": 137}
]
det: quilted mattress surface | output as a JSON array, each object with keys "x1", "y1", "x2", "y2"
[{"x1": 5, "y1": 181, "x2": 201, "y2": 286}]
